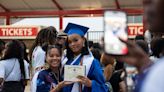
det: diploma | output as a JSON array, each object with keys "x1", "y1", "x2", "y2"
[{"x1": 64, "y1": 65, "x2": 86, "y2": 81}]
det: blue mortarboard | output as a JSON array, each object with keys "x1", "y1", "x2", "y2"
[{"x1": 64, "y1": 23, "x2": 89, "y2": 36}]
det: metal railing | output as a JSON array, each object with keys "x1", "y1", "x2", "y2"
[{"x1": 86, "y1": 31, "x2": 103, "y2": 42}]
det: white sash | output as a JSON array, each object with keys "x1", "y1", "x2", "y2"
[
  {"x1": 31, "y1": 71, "x2": 40, "y2": 92},
  {"x1": 61, "y1": 54, "x2": 81, "y2": 67}
]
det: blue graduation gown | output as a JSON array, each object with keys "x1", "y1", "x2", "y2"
[
  {"x1": 62, "y1": 59, "x2": 108, "y2": 92},
  {"x1": 36, "y1": 69, "x2": 59, "y2": 92}
]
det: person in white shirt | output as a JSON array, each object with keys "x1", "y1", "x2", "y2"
[
  {"x1": 29, "y1": 26, "x2": 58, "y2": 75},
  {"x1": 0, "y1": 40, "x2": 26, "y2": 92},
  {"x1": 19, "y1": 40, "x2": 30, "y2": 90}
]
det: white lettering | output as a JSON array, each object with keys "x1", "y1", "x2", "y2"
[
  {"x1": 138, "y1": 27, "x2": 143, "y2": 34},
  {"x1": 27, "y1": 29, "x2": 32, "y2": 36},
  {"x1": 23, "y1": 28, "x2": 27, "y2": 36},
  {"x1": 1, "y1": 29, "x2": 7, "y2": 35},
  {"x1": 129, "y1": 27, "x2": 135, "y2": 34},
  {"x1": 0, "y1": 27, "x2": 37, "y2": 37},
  {"x1": 13, "y1": 29, "x2": 19, "y2": 35},
  {"x1": 129, "y1": 26, "x2": 143, "y2": 35},
  {"x1": 17, "y1": 29, "x2": 24, "y2": 36},
  {"x1": 9, "y1": 29, "x2": 14, "y2": 36}
]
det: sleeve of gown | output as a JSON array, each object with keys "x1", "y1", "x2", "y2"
[
  {"x1": 36, "y1": 72, "x2": 50, "y2": 92},
  {"x1": 88, "y1": 59, "x2": 109, "y2": 92}
]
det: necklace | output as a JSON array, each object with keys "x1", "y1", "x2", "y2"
[{"x1": 52, "y1": 68, "x2": 60, "y2": 84}]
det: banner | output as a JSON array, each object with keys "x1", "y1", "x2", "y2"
[
  {"x1": 0, "y1": 26, "x2": 41, "y2": 39},
  {"x1": 128, "y1": 24, "x2": 144, "y2": 38}
]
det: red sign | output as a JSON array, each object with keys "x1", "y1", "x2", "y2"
[
  {"x1": 0, "y1": 26, "x2": 40, "y2": 39},
  {"x1": 128, "y1": 24, "x2": 144, "y2": 38}
]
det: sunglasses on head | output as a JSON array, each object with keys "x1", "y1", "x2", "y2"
[{"x1": 57, "y1": 37, "x2": 66, "y2": 40}]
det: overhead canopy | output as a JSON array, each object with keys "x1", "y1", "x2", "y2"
[{"x1": 0, "y1": 0, "x2": 143, "y2": 17}]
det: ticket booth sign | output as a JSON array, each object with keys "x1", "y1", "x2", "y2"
[
  {"x1": 0, "y1": 26, "x2": 41, "y2": 39},
  {"x1": 128, "y1": 24, "x2": 144, "y2": 38}
]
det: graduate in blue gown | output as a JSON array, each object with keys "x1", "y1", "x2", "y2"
[
  {"x1": 62, "y1": 23, "x2": 108, "y2": 92},
  {"x1": 36, "y1": 45, "x2": 73, "y2": 92}
]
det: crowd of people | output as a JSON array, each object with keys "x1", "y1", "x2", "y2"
[{"x1": 0, "y1": 0, "x2": 164, "y2": 92}]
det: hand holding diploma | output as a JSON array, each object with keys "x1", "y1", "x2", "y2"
[{"x1": 77, "y1": 75, "x2": 92, "y2": 87}]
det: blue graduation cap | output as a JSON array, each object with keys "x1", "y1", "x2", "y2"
[{"x1": 64, "y1": 23, "x2": 89, "y2": 36}]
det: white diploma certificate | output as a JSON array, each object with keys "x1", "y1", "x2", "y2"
[{"x1": 64, "y1": 65, "x2": 86, "y2": 81}]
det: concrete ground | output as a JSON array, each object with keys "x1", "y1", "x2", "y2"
[{"x1": 25, "y1": 81, "x2": 30, "y2": 92}]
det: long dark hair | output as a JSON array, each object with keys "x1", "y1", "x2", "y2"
[
  {"x1": 29, "y1": 26, "x2": 58, "y2": 61},
  {"x1": 2, "y1": 40, "x2": 25, "y2": 79},
  {"x1": 20, "y1": 40, "x2": 30, "y2": 63},
  {"x1": 0, "y1": 39, "x2": 5, "y2": 57},
  {"x1": 65, "y1": 36, "x2": 89, "y2": 60},
  {"x1": 151, "y1": 38, "x2": 164, "y2": 58}
]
